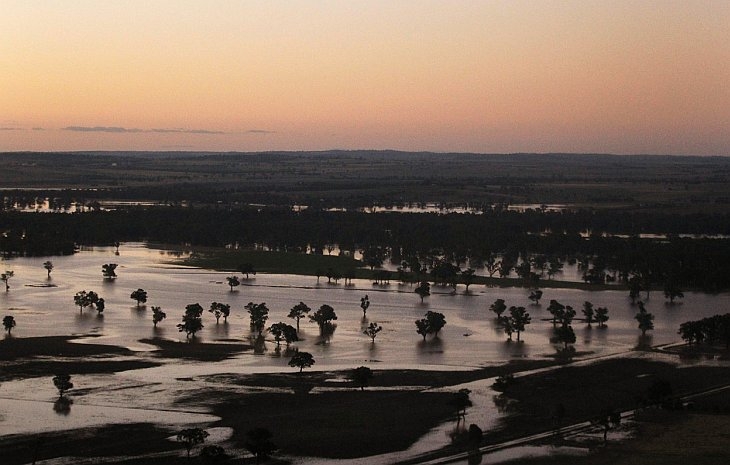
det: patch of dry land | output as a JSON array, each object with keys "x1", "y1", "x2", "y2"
[{"x1": 1, "y1": 335, "x2": 730, "y2": 464}]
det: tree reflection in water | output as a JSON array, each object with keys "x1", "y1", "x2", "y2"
[{"x1": 53, "y1": 397, "x2": 73, "y2": 415}]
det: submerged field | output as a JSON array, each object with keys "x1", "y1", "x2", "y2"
[{"x1": 1, "y1": 243, "x2": 729, "y2": 463}]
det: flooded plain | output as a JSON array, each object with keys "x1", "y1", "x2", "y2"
[{"x1": 1, "y1": 243, "x2": 728, "y2": 462}]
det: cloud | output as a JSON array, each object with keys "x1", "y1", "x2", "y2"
[
  {"x1": 245, "y1": 129, "x2": 276, "y2": 134},
  {"x1": 64, "y1": 126, "x2": 142, "y2": 133},
  {"x1": 150, "y1": 128, "x2": 225, "y2": 135},
  {"x1": 0, "y1": 127, "x2": 23, "y2": 131},
  {"x1": 32, "y1": 127, "x2": 45, "y2": 131},
  {"x1": 63, "y1": 126, "x2": 225, "y2": 135}
]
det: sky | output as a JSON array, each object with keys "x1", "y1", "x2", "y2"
[{"x1": 1, "y1": 1, "x2": 729, "y2": 155}]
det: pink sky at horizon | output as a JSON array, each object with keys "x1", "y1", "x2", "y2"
[{"x1": 1, "y1": 1, "x2": 729, "y2": 155}]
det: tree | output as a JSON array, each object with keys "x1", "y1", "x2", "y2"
[
  {"x1": 363, "y1": 322, "x2": 383, "y2": 342},
  {"x1": 461, "y1": 268, "x2": 476, "y2": 292},
  {"x1": 289, "y1": 351, "x2": 315, "y2": 372},
  {"x1": 554, "y1": 324, "x2": 576, "y2": 349},
  {"x1": 349, "y1": 366, "x2": 374, "y2": 391},
  {"x1": 52, "y1": 374, "x2": 73, "y2": 398},
  {"x1": 238, "y1": 263, "x2": 256, "y2": 279},
  {"x1": 595, "y1": 306, "x2": 609, "y2": 328},
  {"x1": 594, "y1": 409, "x2": 621, "y2": 444},
  {"x1": 130, "y1": 288, "x2": 148, "y2": 308},
  {"x1": 1, "y1": 271, "x2": 14, "y2": 291},
  {"x1": 177, "y1": 303, "x2": 204, "y2": 338},
  {"x1": 415, "y1": 318, "x2": 430, "y2": 340},
  {"x1": 427, "y1": 311, "x2": 447, "y2": 336},
  {"x1": 280, "y1": 324, "x2": 299, "y2": 346},
  {"x1": 628, "y1": 275, "x2": 642, "y2": 303},
  {"x1": 102, "y1": 263, "x2": 117, "y2": 279},
  {"x1": 453, "y1": 388, "x2": 473, "y2": 422},
  {"x1": 415, "y1": 281, "x2": 430, "y2": 303},
  {"x1": 209, "y1": 302, "x2": 230, "y2": 324},
  {"x1": 508, "y1": 306, "x2": 531, "y2": 342},
  {"x1": 3, "y1": 315, "x2": 16, "y2": 334},
  {"x1": 244, "y1": 427, "x2": 277, "y2": 464},
  {"x1": 226, "y1": 276, "x2": 240, "y2": 291},
  {"x1": 246, "y1": 302, "x2": 270, "y2": 336},
  {"x1": 310, "y1": 304, "x2": 337, "y2": 333},
  {"x1": 200, "y1": 445, "x2": 227, "y2": 463},
  {"x1": 489, "y1": 299, "x2": 507, "y2": 318},
  {"x1": 269, "y1": 322, "x2": 298, "y2": 347},
  {"x1": 43, "y1": 260, "x2": 54, "y2": 278},
  {"x1": 288, "y1": 301, "x2": 311, "y2": 333},
  {"x1": 74, "y1": 290, "x2": 90, "y2": 313},
  {"x1": 360, "y1": 294, "x2": 370, "y2": 317},
  {"x1": 152, "y1": 306, "x2": 166, "y2": 327},
  {"x1": 177, "y1": 428, "x2": 209, "y2": 459},
  {"x1": 528, "y1": 289, "x2": 543, "y2": 305},
  {"x1": 95, "y1": 298, "x2": 105, "y2": 315},
  {"x1": 582, "y1": 301, "x2": 595, "y2": 326},
  {"x1": 664, "y1": 278, "x2": 684, "y2": 303},
  {"x1": 484, "y1": 254, "x2": 501, "y2": 278},
  {"x1": 635, "y1": 301, "x2": 654, "y2": 336},
  {"x1": 501, "y1": 315, "x2": 514, "y2": 341},
  {"x1": 546, "y1": 300, "x2": 565, "y2": 326}
]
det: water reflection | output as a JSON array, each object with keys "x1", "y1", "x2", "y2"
[
  {"x1": 636, "y1": 334, "x2": 653, "y2": 350},
  {"x1": 53, "y1": 397, "x2": 72, "y2": 415}
]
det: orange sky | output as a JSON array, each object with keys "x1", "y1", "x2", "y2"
[{"x1": 1, "y1": 1, "x2": 729, "y2": 155}]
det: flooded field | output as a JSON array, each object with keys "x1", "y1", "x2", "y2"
[{"x1": 1, "y1": 243, "x2": 727, "y2": 462}]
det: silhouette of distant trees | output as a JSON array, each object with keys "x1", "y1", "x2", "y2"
[{"x1": 2, "y1": 206, "x2": 730, "y2": 291}]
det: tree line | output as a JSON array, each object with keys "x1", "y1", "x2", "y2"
[{"x1": 2, "y1": 207, "x2": 730, "y2": 290}]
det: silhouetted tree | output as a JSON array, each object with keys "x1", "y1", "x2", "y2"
[
  {"x1": 43, "y1": 260, "x2": 54, "y2": 278},
  {"x1": 360, "y1": 294, "x2": 370, "y2": 317},
  {"x1": 3, "y1": 315, "x2": 16, "y2": 334},
  {"x1": 1, "y1": 271, "x2": 14, "y2": 291},
  {"x1": 415, "y1": 281, "x2": 430, "y2": 303},
  {"x1": 177, "y1": 428, "x2": 209, "y2": 460},
  {"x1": 130, "y1": 288, "x2": 147, "y2": 308},
  {"x1": 582, "y1": 301, "x2": 595, "y2": 326},
  {"x1": 664, "y1": 278, "x2": 684, "y2": 303},
  {"x1": 102, "y1": 263, "x2": 117, "y2": 279},
  {"x1": 508, "y1": 306, "x2": 531, "y2": 342},
  {"x1": 238, "y1": 263, "x2": 256, "y2": 279},
  {"x1": 74, "y1": 290, "x2": 91, "y2": 313},
  {"x1": 453, "y1": 388, "x2": 473, "y2": 422},
  {"x1": 269, "y1": 322, "x2": 298, "y2": 347},
  {"x1": 593, "y1": 409, "x2": 621, "y2": 444},
  {"x1": 289, "y1": 351, "x2": 315, "y2": 372},
  {"x1": 635, "y1": 301, "x2": 654, "y2": 336},
  {"x1": 595, "y1": 306, "x2": 609, "y2": 327},
  {"x1": 177, "y1": 303, "x2": 204, "y2": 338},
  {"x1": 52, "y1": 374, "x2": 73, "y2": 398},
  {"x1": 288, "y1": 301, "x2": 311, "y2": 333},
  {"x1": 489, "y1": 298, "x2": 507, "y2": 318},
  {"x1": 462, "y1": 268, "x2": 476, "y2": 292},
  {"x1": 246, "y1": 302, "x2": 270, "y2": 336},
  {"x1": 528, "y1": 289, "x2": 543, "y2": 305},
  {"x1": 226, "y1": 276, "x2": 240, "y2": 291},
  {"x1": 209, "y1": 302, "x2": 230, "y2": 324},
  {"x1": 310, "y1": 304, "x2": 337, "y2": 333},
  {"x1": 244, "y1": 427, "x2": 277, "y2": 464},
  {"x1": 350, "y1": 366, "x2": 374, "y2": 391},
  {"x1": 363, "y1": 322, "x2": 383, "y2": 342},
  {"x1": 95, "y1": 298, "x2": 105, "y2": 315},
  {"x1": 152, "y1": 306, "x2": 166, "y2": 327}
]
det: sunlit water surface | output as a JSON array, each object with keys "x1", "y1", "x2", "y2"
[{"x1": 1, "y1": 243, "x2": 727, "y2": 462}]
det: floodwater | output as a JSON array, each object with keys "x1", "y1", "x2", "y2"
[{"x1": 1, "y1": 243, "x2": 728, "y2": 462}]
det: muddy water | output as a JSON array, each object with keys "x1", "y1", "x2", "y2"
[{"x1": 1, "y1": 243, "x2": 727, "y2": 461}]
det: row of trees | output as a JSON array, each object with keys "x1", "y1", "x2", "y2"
[
  {"x1": 678, "y1": 313, "x2": 730, "y2": 347},
  {"x1": 2, "y1": 207, "x2": 730, "y2": 291}
]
